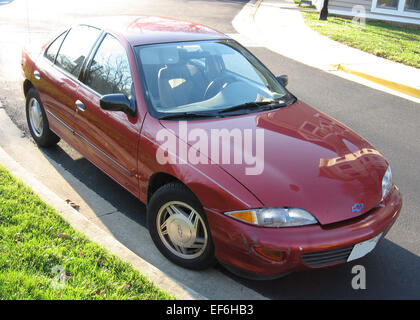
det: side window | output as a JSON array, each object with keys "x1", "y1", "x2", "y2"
[
  {"x1": 55, "y1": 26, "x2": 101, "y2": 78},
  {"x1": 86, "y1": 34, "x2": 133, "y2": 97},
  {"x1": 45, "y1": 31, "x2": 67, "y2": 62}
]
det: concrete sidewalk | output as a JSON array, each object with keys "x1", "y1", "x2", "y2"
[{"x1": 233, "y1": 0, "x2": 420, "y2": 102}]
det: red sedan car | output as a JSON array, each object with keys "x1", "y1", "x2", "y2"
[{"x1": 21, "y1": 16, "x2": 402, "y2": 279}]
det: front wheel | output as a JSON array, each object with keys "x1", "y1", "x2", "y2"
[
  {"x1": 147, "y1": 182, "x2": 216, "y2": 270},
  {"x1": 26, "y1": 87, "x2": 60, "y2": 147}
]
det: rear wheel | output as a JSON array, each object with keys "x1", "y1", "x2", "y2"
[
  {"x1": 26, "y1": 87, "x2": 60, "y2": 147},
  {"x1": 147, "y1": 182, "x2": 216, "y2": 270}
]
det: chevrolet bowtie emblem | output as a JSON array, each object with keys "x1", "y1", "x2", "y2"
[{"x1": 352, "y1": 203, "x2": 364, "y2": 213}]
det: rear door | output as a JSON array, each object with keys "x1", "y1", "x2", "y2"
[
  {"x1": 38, "y1": 25, "x2": 101, "y2": 144},
  {"x1": 74, "y1": 34, "x2": 141, "y2": 196}
]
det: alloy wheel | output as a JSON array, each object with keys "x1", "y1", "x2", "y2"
[
  {"x1": 157, "y1": 201, "x2": 208, "y2": 260},
  {"x1": 28, "y1": 97, "x2": 44, "y2": 138}
]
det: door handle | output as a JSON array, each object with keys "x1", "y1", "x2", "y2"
[
  {"x1": 34, "y1": 70, "x2": 41, "y2": 80},
  {"x1": 75, "y1": 100, "x2": 86, "y2": 112}
]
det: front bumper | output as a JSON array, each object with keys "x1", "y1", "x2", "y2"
[{"x1": 205, "y1": 185, "x2": 402, "y2": 279}]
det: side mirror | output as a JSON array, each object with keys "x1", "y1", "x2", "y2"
[
  {"x1": 99, "y1": 93, "x2": 135, "y2": 116},
  {"x1": 276, "y1": 74, "x2": 288, "y2": 87}
]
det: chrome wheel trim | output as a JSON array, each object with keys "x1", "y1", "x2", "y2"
[
  {"x1": 157, "y1": 201, "x2": 208, "y2": 260},
  {"x1": 28, "y1": 97, "x2": 43, "y2": 138}
]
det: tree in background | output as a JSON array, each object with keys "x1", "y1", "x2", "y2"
[{"x1": 319, "y1": 0, "x2": 329, "y2": 20}]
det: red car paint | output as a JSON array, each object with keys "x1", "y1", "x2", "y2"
[{"x1": 22, "y1": 15, "x2": 402, "y2": 278}]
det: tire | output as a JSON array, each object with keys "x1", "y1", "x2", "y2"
[
  {"x1": 26, "y1": 87, "x2": 60, "y2": 147},
  {"x1": 147, "y1": 182, "x2": 216, "y2": 270}
]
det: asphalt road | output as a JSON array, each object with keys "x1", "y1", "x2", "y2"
[{"x1": 0, "y1": 0, "x2": 419, "y2": 299}]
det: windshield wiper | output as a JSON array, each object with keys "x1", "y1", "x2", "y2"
[
  {"x1": 159, "y1": 112, "x2": 219, "y2": 120},
  {"x1": 159, "y1": 98, "x2": 295, "y2": 120},
  {"x1": 218, "y1": 100, "x2": 286, "y2": 115}
]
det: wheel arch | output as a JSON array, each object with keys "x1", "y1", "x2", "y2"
[
  {"x1": 147, "y1": 172, "x2": 184, "y2": 204},
  {"x1": 23, "y1": 79, "x2": 34, "y2": 97}
]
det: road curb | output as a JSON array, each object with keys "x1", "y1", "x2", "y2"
[
  {"x1": 331, "y1": 64, "x2": 420, "y2": 99},
  {"x1": 0, "y1": 137, "x2": 207, "y2": 300}
]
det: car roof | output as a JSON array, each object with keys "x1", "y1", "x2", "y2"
[{"x1": 82, "y1": 15, "x2": 229, "y2": 46}]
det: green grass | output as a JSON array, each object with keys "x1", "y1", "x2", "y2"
[
  {"x1": 0, "y1": 165, "x2": 173, "y2": 300},
  {"x1": 301, "y1": 11, "x2": 420, "y2": 68}
]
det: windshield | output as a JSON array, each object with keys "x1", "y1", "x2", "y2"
[{"x1": 135, "y1": 39, "x2": 293, "y2": 118}]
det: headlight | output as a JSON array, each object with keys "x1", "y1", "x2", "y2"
[
  {"x1": 382, "y1": 166, "x2": 392, "y2": 200},
  {"x1": 224, "y1": 207, "x2": 318, "y2": 227}
]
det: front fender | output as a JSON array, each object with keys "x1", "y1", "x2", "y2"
[{"x1": 138, "y1": 115, "x2": 262, "y2": 212}]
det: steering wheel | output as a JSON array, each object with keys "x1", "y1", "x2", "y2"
[{"x1": 203, "y1": 74, "x2": 236, "y2": 100}]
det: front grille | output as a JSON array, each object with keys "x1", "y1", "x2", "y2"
[{"x1": 301, "y1": 246, "x2": 354, "y2": 267}]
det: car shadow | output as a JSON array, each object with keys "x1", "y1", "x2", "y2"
[
  {"x1": 40, "y1": 142, "x2": 420, "y2": 300},
  {"x1": 40, "y1": 142, "x2": 147, "y2": 226}
]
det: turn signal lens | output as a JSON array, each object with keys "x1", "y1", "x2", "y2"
[
  {"x1": 229, "y1": 211, "x2": 257, "y2": 224},
  {"x1": 254, "y1": 247, "x2": 286, "y2": 262}
]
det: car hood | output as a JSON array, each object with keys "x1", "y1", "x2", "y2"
[{"x1": 160, "y1": 100, "x2": 388, "y2": 225}]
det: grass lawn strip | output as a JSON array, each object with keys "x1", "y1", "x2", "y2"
[
  {"x1": 301, "y1": 11, "x2": 420, "y2": 69},
  {"x1": 0, "y1": 165, "x2": 174, "y2": 300}
]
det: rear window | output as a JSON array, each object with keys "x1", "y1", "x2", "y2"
[{"x1": 55, "y1": 25, "x2": 101, "y2": 78}]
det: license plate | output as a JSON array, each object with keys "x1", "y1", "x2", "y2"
[{"x1": 347, "y1": 232, "x2": 383, "y2": 262}]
